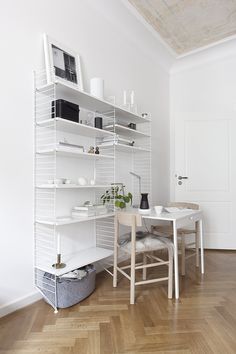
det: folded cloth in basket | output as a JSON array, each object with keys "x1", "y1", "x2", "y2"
[{"x1": 60, "y1": 268, "x2": 87, "y2": 279}]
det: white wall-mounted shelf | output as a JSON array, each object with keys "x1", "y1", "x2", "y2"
[
  {"x1": 36, "y1": 184, "x2": 111, "y2": 189},
  {"x1": 35, "y1": 70, "x2": 151, "y2": 313},
  {"x1": 36, "y1": 246, "x2": 113, "y2": 277},
  {"x1": 98, "y1": 143, "x2": 150, "y2": 153},
  {"x1": 36, "y1": 147, "x2": 114, "y2": 159},
  {"x1": 37, "y1": 118, "x2": 115, "y2": 138},
  {"x1": 104, "y1": 124, "x2": 150, "y2": 139},
  {"x1": 36, "y1": 213, "x2": 115, "y2": 226},
  {"x1": 37, "y1": 81, "x2": 150, "y2": 124}
]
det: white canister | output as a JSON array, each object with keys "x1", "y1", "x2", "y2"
[{"x1": 90, "y1": 78, "x2": 104, "y2": 100}]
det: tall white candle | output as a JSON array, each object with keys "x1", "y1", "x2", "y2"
[
  {"x1": 123, "y1": 90, "x2": 127, "y2": 105},
  {"x1": 57, "y1": 233, "x2": 61, "y2": 254},
  {"x1": 130, "y1": 90, "x2": 134, "y2": 105}
]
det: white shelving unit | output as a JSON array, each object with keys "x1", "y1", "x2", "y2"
[{"x1": 34, "y1": 69, "x2": 151, "y2": 312}]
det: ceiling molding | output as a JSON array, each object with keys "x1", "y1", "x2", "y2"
[{"x1": 171, "y1": 37, "x2": 236, "y2": 74}]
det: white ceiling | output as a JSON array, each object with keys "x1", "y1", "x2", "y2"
[{"x1": 128, "y1": 0, "x2": 236, "y2": 55}]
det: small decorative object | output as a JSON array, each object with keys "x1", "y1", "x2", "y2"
[
  {"x1": 53, "y1": 178, "x2": 65, "y2": 184},
  {"x1": 90, "y1": 179, "x2": 95, "y2": 185},
  {"x1": 141, "y1": 113, "x2": 148, "y2": 119},
  {"x1": 78, "y1": 177, "x2": 88, "y2": 186},
  {"x1": 95, "y1": 147, "x2": 100, "y2": 154},
  {"x1": 88, "y1": 146, "x2": 95, "y2": 154},
  {"x1": 52, "y1": 99, "x2": 80, "y2": 122},
  {"x1": 43, "y1": 34, "x2": 83, "y2": 90},
  {"x1": 90, "y1": 77, "x2": 104, "y2": 99},
  {"x1": 52, "y1": 233, "x2": 66, "y2": 269},
  {"x1": 139, "y1": 193, "x2": 151, "y2": 213},
  {"x1": 128, "y1": 123, "x2": 136, "y2": 130},
  {"x1": 154, "y1": 205, "x2": 163, "y2": 214},
  {"x1": 86, "y1": 112, "x2": 94, "y2": 126},
  {"x1": 101, "y1": 184, "x2": 132, "y2": 209},
  {"x1": 123, "y1": 90, "x2": 137, "y2": 112},
  {"x1": 122, "y1": 90, "x2": 130, "y2": 111},
  {"x1": 94, "y1": 116, "x2": 103, "y2": 129}
]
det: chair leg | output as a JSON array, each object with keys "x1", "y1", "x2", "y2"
[
  {"x1": 167, "y1": 246, "x2": 173, "y2": 299},
  {"x1": 130, "y1": 267, "x2": 135, "y2": 304},
  {"x1": 195, "y1": 224, "x2": 199, "y2": 268},
  {"x1": 181, "y1": 233, "x2": 186, "y2": 276},
  {"x1": 142, "y1": 253, "x2": 147, "y2": 280},
  {"x1": 130, "y1": 250, "x2": 136, "y2": 305}
]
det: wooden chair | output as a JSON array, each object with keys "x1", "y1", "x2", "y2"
[
  {"x1": 113, "y1": 212, "x2": 174, "y2": 304},
  {"x1": 151, "y1": 202, "x2": 199, "y2": 276}
]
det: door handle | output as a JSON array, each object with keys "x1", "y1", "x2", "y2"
[{"x1": 178, "y1": 176, "x2": 188, "y2": 180}]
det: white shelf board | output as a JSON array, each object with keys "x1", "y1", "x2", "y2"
[
  {"x1": 37, "y1": 81, "x2": 150, "y2": 124},
  {"x1": 36, "y1": 212, "x2": 115, "y2": 226},
  {"x1": 36, "y1": 246, "x2": 113, "y2": 276},
  {"x1": 98, "y1": 143, "x2": 150, "y2": 153},
  {"x1": 36, "y1": 184, "x2": 111, "y2": 189},
  {"x1": 36, "y1": 147, "x2": 114, "y2": 159},
  {"x1": 37, "y1": 118, "x2": 115, "y2": 138},
  {"x1": 104, "y1": 124, "x2": 150, "y2": 139}
]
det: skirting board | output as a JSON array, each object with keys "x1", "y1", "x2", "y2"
[{"x1": 0, "y1": 291, "x2": 42, "y2": 318}]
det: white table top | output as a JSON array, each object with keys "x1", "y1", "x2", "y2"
[{"x1": 122, "y1": 207, "x2": 202, "y2": 221}]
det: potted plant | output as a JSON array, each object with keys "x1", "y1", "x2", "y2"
[{"x1": 101, "y1": 184, "x2": 132, "y2": 209}]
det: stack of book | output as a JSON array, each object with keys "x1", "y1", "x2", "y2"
[
  {"x1": 72, "y1": 206, "x2": 95, "y2": 218},
  {"x1": 57, "y1": 141, "x2": 84, "y2": 152},
  {"x1": 72, "y1": 204, "x2": 108, "y2": 218}
]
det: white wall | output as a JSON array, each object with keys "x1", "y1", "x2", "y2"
[
  {"x1": 0, "y1": 0, "x2": 172, "y2": 316},
  {"x1": 170, "y1": 39, "x2": 236, "y2": 249}
]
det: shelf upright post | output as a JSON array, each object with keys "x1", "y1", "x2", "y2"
[{"x1": 34, "y1": 69, "x2": 58, "y2": 313}]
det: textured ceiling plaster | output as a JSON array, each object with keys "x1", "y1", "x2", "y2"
[{"x1": 128, "y1": 0, "x2": 236, "y2": 54}]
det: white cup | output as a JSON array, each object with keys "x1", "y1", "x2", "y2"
[{"x1": 154, "y1": 205, "x2": 163, "y2": 214}]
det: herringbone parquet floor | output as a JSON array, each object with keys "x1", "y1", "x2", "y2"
[{"x1": 0, "y1": 250, "x2": 236, "y2": 354}]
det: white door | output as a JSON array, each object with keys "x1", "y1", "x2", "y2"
[{"x1": 173, "y1": 112, "x2": 236, "y2": 249}]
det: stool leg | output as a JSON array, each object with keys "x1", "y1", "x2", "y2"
[
  {"x1": 142, "y1": 253, "x2": 147, "y2": 280},
  {"x1": 195, "y1": 223, "x2": 199, "y2": 268},
  {"x1": 181, "y1": 233, "x2": 186, "y2": 276},
  {"x1": 130, "y1": 252, "x2": 135, "y2": 304}
]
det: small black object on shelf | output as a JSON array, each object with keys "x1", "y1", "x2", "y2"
[
  {"x1": 95, "y1": 147, "x2": 100, "y2": 154},
  {"x1": 94, "y1": 116, "x2": 103, "y2": 129},
  {"x1": 128, "y1": 122, "x2": 136, "y2": 130},
  {"x1": 140, "y1": 193, "x2": 149, "y2": 209},
  {"x1": 52, "y1": 99, "x2": 80, "y2": 123}
]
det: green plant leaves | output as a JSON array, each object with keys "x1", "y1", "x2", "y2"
[{"x1": 101, "y1": 185, "x2": 132, "y2": 208}]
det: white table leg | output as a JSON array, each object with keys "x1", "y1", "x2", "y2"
[
  {"x1": 173, "y1": 220, "x2": 179, "y2": 299},
  {"x1": 199, "y1": 219, "x2": 204, "y2": 274}
]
